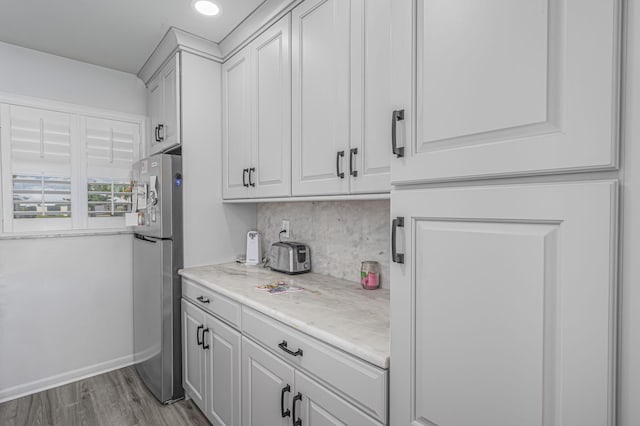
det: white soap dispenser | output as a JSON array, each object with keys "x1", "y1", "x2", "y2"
[{"x1": 245, "y1": 231, "x2": 261, "y2": 266}]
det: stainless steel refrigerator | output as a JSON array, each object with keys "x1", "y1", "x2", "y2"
[{"x1": 132, "y1": 153, "x2": 183, "y2": 403}]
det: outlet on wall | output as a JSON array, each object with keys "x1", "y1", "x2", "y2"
[{"x1": 281, "y1": 220, "x2": 290, "y2": 238}]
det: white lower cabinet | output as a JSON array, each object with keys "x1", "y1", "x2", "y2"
[
  {"x1": 182, "y1": 299, "x2": 241, "y2": 426},
  {"x1": 242, "y1": 337, "x2": 294, "y2": 426},
  {"x1": 242, "y1": 337, "x2": 382, "y2": 426},
  {"x1": 294, "y1": 371, "x2": 381, "y2": 426},
  {"x1": 183, "y1": 299, "x2": 207, "y2": 410},
  {"x1": 183, "y1": 282, "x2": 388, "y2": 426}
]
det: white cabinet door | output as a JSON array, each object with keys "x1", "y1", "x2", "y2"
[
  {"x1": 349, "y1": 0, "x2": 391, "y2": 193},
  {"x1": 147, "y1": 75, "x2": 162, "y2": 155},
  {"x1": 390, "y1": 0, "x2": 621, "y2": 184},
  {"x1": 149, "y1": 53, "x2": 181, "y2": 155},
  {"x1": 242, "y1": 337, "x2": 294, "y2": 426},
  {"x1": 251, "y1": 14, "x2": 291, "y2": 198},
  {"x1": 291, "y1": 0, "x2": 351, "y2": 196},
  {"x1": 294, "y1": 371, "x2": 382, "y2": 426},
  {"x1": 182, "y1": 299, "x2": 206, "y2": 411},
  {"x1": 390, "y1": 181, "x2": 618, "y2": 426},
  {"x1": 222, "y1": 48, "x2": 252, "y2": 199},
  {"x1": 160, "y1": 53, "x2": 180, "y2": 151},
  {"x1": 204, "y1": 312, "x2": 242, "y2": 426}
]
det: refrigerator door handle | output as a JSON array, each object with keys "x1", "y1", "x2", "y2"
[{"x1": 135, "y1": 235, "x2": 158, "y2": 244}]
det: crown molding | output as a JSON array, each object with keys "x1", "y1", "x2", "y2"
[
  {"x1": 219, "y1": 0, "x2": 302, "y2": 60},
  {"x1": 137, "y1": 27, "x2": 224, "y2": 84}
]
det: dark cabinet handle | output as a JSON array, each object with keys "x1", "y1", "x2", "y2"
[
  {"x1": 392, "y1": 216, "x2": 405, "y2": 264},
  {"x1": 242, "y1": 168, "x2": 249, "y2": 187},
  {"x1": 249, "y1": 167, "x2": 256, "y2": 187},
  {"x1": 292, "y1": 392, "x2": 302, "y2": 426},
  {"x1": 158, "y1": 124, "x2": 165, "y2": 142},
  {"x1": 154, "y1": 126, "x2": 160, "y2": 142},
  {"x1": 392, "y1": 109, "x2": 405, "y2": 157},
  {"x1": 280, "y1": 384, "x2": 291, "y2": 418},
  {"x1": 202, "y1": 328, "x2": 210, "y2": 350},
  {"x1": 197, "y1": 295, "x2": 210, "y2": 304},
  {"x1": 336, "y1": 151, "x2": 345, "y2": 179},
  {"x1": 278, "y1": 340, "x2": 303, "y2": 357},
  {"x1": 196, "y1": 324, "x2": 204, "y2": 346},
  {"x1": 349, "y1": 148, "x2": 358, "y2": 177}
]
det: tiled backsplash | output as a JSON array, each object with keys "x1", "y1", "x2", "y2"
[{"x1": 256, "y1": 200, "x2": 390, "y2": 288}]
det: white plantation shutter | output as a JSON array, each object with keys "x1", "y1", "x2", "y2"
[
  {"x1": 10, "y1": 105, "x2": 72, "y2": 175},
  {"x1": 85, "y1": 117, "x2": 140, "y2": 180},
  {"x1": 6, "y1": 106, "x2": 74, "y2": 231},
  {"x1": 0, "y1": 99, "x2": 144, "y2": 233},
  {"x1": 84, "y1": 117, "x2": 140, "y2": 223}
]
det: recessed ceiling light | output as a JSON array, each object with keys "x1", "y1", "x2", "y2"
[{"x1": 192, "y1": 0, "x2": 221, "y2": 16}]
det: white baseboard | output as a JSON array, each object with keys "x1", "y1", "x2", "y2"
[{"x1": 0, "y1": 354, "x2": 135, "y2": 404}]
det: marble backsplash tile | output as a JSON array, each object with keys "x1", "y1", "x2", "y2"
[{"x1": 256, "y1": 200, "x2": 391, "y2": 288}]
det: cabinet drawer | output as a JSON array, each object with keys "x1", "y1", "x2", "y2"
[
  {"x1": 182, "y1": 279, "x2": 241, "y2": 328},
  {"x1": 242, "y1": 307, "x2": 387, "y2": 423}
]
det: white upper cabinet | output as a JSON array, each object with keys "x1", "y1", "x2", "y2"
[
  {"x1": 349, "y1": 0, "x2": 392, "y2": 194},
  {"x1": 222, "y1": 0, "x2": 392, "y2": 199},
  {"x1": 251, "y1": 14, "x2": 292, "y2": 198},
  {"x1": 148, "y1": 53, "x2": 181, "y2": 155},
  {"x1": 222, "y1": 47, "x2": 252, "y2": 199},
  {"x1": 390, "y1": 0, "x2": 621, "y2": 184},
  {"x1": 390, "y1": 181, "x2": 618, "y2": 425},
  {"x1": 291, "y1": 0, "x2": 392, "y2": 196},
  {"x1": 160, "y1": 56, "x2": 180, "y2": 150},
  {"x1": 291, "y1": 0, "x2": 351, "y2": 196},
  {"x1": 223, "y1": 15, "x2": 291, "y2": 200},
  {"x1": 147, "y1": 77, "x2": 162, "y2": 155}
]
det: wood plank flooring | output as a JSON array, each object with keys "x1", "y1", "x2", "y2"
[{"x1": 0, "y1": 366, "x2": 210, "y2": 426}]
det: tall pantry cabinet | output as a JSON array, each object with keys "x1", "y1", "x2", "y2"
[
  {"x1": 389, "y1": 1, "x2": 621, "y2": 425},
  {"x1": 389, "y1": 0, "x2": 620, "y2": 184}
]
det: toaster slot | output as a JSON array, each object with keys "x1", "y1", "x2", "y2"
[{"x1": 296, "y1": 246, "x2": 307, "y2": 263}]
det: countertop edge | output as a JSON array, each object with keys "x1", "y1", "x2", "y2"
[{"x1": 179, "y1": 269, "x2": 390, "y2": 369}]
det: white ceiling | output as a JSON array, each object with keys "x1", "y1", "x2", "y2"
[{"x1": 0, "y1": 0, "x2": 266, "y2": 74}]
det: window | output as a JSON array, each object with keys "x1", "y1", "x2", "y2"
[
  {"x1": 85, "y1": 117, "x2": 139, "y2": 228},
  {"x1": 2, "y1": 105, "x2": 74, "y2": 232},
  {"x1": 0, "y1": 101, "x2": 142, "y2": 233},
  {"x1": 88, "y1": 178, "x2": 132, "y2": 217},
  {"x1": 13, "y1": 175, "x2": 72, "y2": 219}
]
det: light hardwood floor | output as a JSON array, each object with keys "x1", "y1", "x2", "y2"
[{"x1": 0, "y1": 367, "x2": 210, "y2": 426}]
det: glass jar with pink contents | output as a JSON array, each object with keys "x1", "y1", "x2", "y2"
[{"x1": 360, "y1": 261, "x2": 380, "y2": 290}]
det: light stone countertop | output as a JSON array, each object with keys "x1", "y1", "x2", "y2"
[{"x1": 179, "y1": 263, "x2": 390, "y2": 369}]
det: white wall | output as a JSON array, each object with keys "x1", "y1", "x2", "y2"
[
  {"x1": 181, "y1": 52, "x2": 256, "y2": 267},
  {"x1": 0, "y1": 41, "x2": 146, "y2": 115},
  {"x1": 619, "y1": 1, "x2": 640, "y2": 424},
  {"x1": 0, "y1": 234, "x2": 134, "y2": 402},
  {"x1": 0, "y1": 42, "x2": 146, "y2": 402}
]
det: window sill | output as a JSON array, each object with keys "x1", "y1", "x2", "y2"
[{"x1": 0, "y1": 228, "x2": 134, "y2": 240}]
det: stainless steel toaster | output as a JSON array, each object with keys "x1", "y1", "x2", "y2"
[{"x1": 269, "y1": 241, "x2": 311, "y2": 274}]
